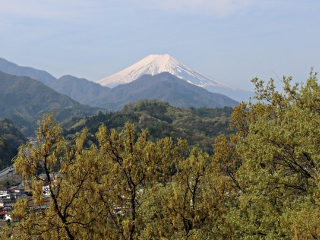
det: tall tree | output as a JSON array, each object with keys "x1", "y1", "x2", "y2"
[
  {"x1": 216, "y1": 70, "x2": 320, "y2": 239},
  {"x1": 7, "y1": 114, "x2": 194, "y2": 239},
  {"x1": 12, "y1": 114, "x2": 98, "y2": 239},
  {"x1": 138, "y1": 147, "x2": 229, "y2": 239}
]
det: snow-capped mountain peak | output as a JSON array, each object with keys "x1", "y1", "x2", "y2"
[
  {"x1": 97, "y1": 54, "x2": 234, "y2": 89},
  {"x1": 97, "y1": 54, "x2": 255, "y2": 102}
]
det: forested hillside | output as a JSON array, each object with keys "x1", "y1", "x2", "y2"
[
  {"x1": 0, "y1": 118, "x2": 27, "y2": 148},
  {"x1": 0, "y1": 119, "x2": 27, "y2": 169},
  {"x1": 63, "y1": 99, "x2": 235, "y2": 154},
  {"x1": 0, "y1": 136, "x2": 17, "y2": 170},
  {"x1": 0, "y1": 71, "x2": 102, "y2": 136}
]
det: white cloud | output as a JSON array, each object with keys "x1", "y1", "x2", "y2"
[{"x1": 128, "y1": 0, "x2": 253, "y2": 17}]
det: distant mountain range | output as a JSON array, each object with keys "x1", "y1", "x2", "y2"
[
  {"x1": 0, "y1": 57, "x2": 56, "y2": 86},
  {"x1": 0, "y1": 55, "x2": 254, "y2": 115},
  {"x1": 0, "y1": 71, "x2": 101, "y2": 136},
  {"x1": 89, "y1": 72, "x2": 238, "y2": 111},
  {"x1": 49, "y1": 73, "x2": 237, "y2": 111},
  {"x1": 50, "y1": 75, "x2": 110, "y2": 105}
]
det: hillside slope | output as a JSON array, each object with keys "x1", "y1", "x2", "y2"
[
  {"x1": 64, "y1": 99, "x2": 236, "y2": 154},
  {"x1": 0, "y1": 119, "x2": 27, "y2": 170},
  {"x1": 0, "y1": 71, "x2": 102, "y2": 136},
  {"x1": 90, "y1": 72, "x2": 238, "y2": 111},
  {"x1": 49, "y1": 75, "x2": 110, "y2": 104},
  {"x1": 0, "y1": 136, "x2": 17, "y2": 170},
  {"x1": 0, "y1": 57, "x2": 56, "y2": 85},
  {"x1": 0, "y1": 118, "x2": 28, "y2": 148}
]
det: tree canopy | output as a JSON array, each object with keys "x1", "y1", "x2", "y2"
[{"x1": 4, "y1": 70, "x2": 320, "y2": 239}]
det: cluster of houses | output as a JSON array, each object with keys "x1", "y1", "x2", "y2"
[
  {"x1": 0, "y1": 185, "x2": 29, "y2": 221},
  {"x1": 0, "y1": 173, "x2": 61, "y2": 222},
  {"x1": 0, "y1": 186, "x2": 28, "y2": 211}
]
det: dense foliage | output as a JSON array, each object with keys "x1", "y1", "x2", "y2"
[
  {"x1": 0, "y1": 118, "x2": 27, "y2": 169},
  {"x1": 0, "y1": 136, "x2": 17, "y2": 169},
  {"x1": 0, "y1": 118, "x2": 27, "y2": 148},
  {"x1": 63, "y1": 99, "x2": 235, "y2": 155},
  {"x1": 212, "y1": 70, "x2": 320, "y2": 239},
  {"x1": 5, "y1": 70, "x2": 320, "y2": 239}
]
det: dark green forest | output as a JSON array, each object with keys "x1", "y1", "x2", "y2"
[
  {"x1": 0, "y1": 101, "x2": 234, "y2": 171},
  {"x1": 63, "y1": 99, "x2": 235, "y2": 155},
  {"x1": 0, "y1": 118, "x2": 28, "y2": 148},
  {"x1": 0, "y1": 136, "x2": 17, "y2": 169},
  {"x1": 0, "y1": 119, "x2": 27, "y2": 169}
]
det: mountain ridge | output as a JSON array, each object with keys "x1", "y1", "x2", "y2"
[
  {"x1": 50, "y1": 75, "x2": 110, "y2": 104},
  {"x1": 0, "y1": 71, "x2": 102, "y2": 136},
  {"x1": 0, "y1": 57, "x2": 56, "y2": 86},
  {"x1": 0, "y1": 55, "x2": 252, "y2": 107},
  {"x1": 90, "y1": 72, "x2": 238, "y2": 111}
]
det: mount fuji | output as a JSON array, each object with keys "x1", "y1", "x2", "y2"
[{"x1": 97, "y1": 54, "x2": 253, "y2": 102}]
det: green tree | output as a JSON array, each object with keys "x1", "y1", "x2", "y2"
[
  {"x1": 12, "y1": 114, "x2": 98, "y2": 239},
  {"x1": 138, "y1": 147, "x2": 229, "y2": 239},
  {"x1": 89, "y1": 123, "x2": 179, "y2": 239},
  {"x1": 8, "y1": 112, "x2": 231, "y2": 239},
  {"x1": 7, "y1": 114, "x2": 191, "y2": 239},
  {"x1": 215, "y1": 70, "x2": 320, "y2": 239}
]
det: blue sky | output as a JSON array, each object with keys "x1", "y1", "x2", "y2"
[{"x1": 0, "y1": 0, "x2": 319, "y2": 91}]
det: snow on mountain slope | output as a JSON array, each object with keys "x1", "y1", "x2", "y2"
[
  {"x1": 97, "y1": 54, "x2": 253, "y2": 102},
  {"x1": 98, "y1": 54, "x2": 231, "y2": 88}
]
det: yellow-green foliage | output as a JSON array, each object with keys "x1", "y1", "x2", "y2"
[
  {"x1": 5, "y1": 70, "x2": 320, "y2": 239},
  {"x1": 217, "y1": 69, "x2": 320, "y2": 239},
  {"x1": 8, "y1": 113, "x2": 230, "y2": 239}
]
